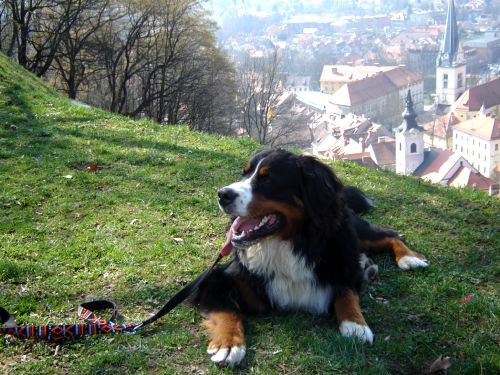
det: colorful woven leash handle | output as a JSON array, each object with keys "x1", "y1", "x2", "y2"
[
  {"x1": 0, "y1": 300, "x2": 140, "y2": 343},
  {"x1": 0, "y1": 253, "x2": 225, "y2": 343}
]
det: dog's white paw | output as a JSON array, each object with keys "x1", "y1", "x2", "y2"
[
  {"x1": 339, "y1": 321, "x2": 374, "y2": 345},
  {"x1": 208, "y1": 345, "x2": 246, "y2": 367},
  {"x1": 398, "y1": 255, "x2": 429, "y2": 270}
]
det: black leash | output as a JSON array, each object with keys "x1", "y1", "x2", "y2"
[{"x1": 0, "y1": 254, "x2": 224, "y2": 342}]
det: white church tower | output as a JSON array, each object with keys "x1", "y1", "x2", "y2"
[
  {"x1": 436, "y1": 0, "x2": 466, "y2": 105},
  {"x1": 396, "y1": 90, "x2": 424, "y2": 175}
]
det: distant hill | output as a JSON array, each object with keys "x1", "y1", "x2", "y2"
[{"x1": 0, "y1": 53, "x2": 498, "y2": 374}]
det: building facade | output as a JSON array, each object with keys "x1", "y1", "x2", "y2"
[{"x1": 453, "y1": 114, "x2": 500, "y2": 182}]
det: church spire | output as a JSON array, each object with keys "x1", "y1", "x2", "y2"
[
  {"x1": 436, "y1": 0, "x2": 463, "y2": 67},
  {"x1": 396, "y1": 90, "x2": 423, "y2": 133}
]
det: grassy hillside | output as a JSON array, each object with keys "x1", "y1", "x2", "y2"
[{"x1": 0, "y1": 53, "x2": 498, "y2": 374}]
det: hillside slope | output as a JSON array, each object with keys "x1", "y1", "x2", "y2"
[{"x1": 0, "y1": 53, "x2": 498, "y2": 374}]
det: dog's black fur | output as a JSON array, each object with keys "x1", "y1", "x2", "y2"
[{"x1": 191, "y1": 149, "x2": 427, "y2": 367}]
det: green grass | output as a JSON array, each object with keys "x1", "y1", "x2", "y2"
[{"x1": 0, "y1": 52, "x2": 499, "y2": 374}]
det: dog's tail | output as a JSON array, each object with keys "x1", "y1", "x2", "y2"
[{"x1": 343, "y1": 186, "x2": 373, "y2": 215}]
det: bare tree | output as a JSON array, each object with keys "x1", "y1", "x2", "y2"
[
  {"x1": 52, "y1": 0, "x2": 112, "y2": 99},
  {"x1": 1, "y1": 0, "x2": 239, "y2": 134},
  {"x1": 239, "y1": 48, "x2": 305, "y2": 146},
  {"x1": 4, "y1": 0, "x2": 90, "y2": 76},
  {"x1": 89, "y1": 2, "x2": 151, "y2": 113}
]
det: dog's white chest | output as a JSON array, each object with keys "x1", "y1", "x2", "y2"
[{"x1": 238, "y1": 239, "x2": 332, "y2": 315}]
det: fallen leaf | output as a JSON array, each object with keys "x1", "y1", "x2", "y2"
[
  {"x1": 459, "y1": 293, "x2": 475, "y2": 304},
  {"x1": 429, "y1": 355, "x2": 452, "y2": 373},
  {"x1": 86, "y1": 163, "x2": 98, "y2": 172},
  {"x1": 173, "y1": 237, "x2": 184, "y2": 245}
]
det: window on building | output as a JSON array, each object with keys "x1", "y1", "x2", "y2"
[
  {"x1": 455, "y1": 145, "x2": 457, "y2": 150},
  {"x1": 496, "y1": 144, "x2": 499, "y2": 151},
  {"x1": 461, "y1": 146, "x2": 463, "y2": 152},
  {"x1": 399, "y1": 143, "x2": 402, "y2": 151},
  {"x1": 458, "y1": 73, "x2": 463, "y2": 88},
  {"x1": 443, "y1": 74, "x2": 448, "y2": 89},
  {"x1": 410, "y1": 143, "x2": 417, "y2": 153}
]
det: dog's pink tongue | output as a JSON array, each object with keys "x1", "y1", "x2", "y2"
[
  {"x1": 220, "y1": 217, "x2": 243, "y2": 257},
  {"x1": 220, "y1": 227, "x2": 234, "y2": 257}
]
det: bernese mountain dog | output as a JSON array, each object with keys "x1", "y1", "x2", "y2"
[{"x1": 192, "y1": 149, "x2": 428, "y2": 367}]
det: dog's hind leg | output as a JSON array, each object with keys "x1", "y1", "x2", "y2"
[
  {"x1": 352, "y1": 215, "x2": 428, "y2": 270},
  {"x1": 361, "y1": 237, "x2": 429, "y2": 270}
]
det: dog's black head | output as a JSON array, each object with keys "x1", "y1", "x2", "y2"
[{"x1": 218, "y1": 150, "x2": 344, "y2": 254}]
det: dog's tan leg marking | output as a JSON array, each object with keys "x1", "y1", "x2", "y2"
[
  {"x1": 334, "y1": 290, "x2": 373, "y2": 344},
  {"x1": 203, "y1": 311, "x2": 246, "y2": 367},
  {"x1": 361, "y1": 238, "x2": 429, "y2": 270}
]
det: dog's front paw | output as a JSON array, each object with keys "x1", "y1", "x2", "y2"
[
  {"x1": 398, "y1": 255, "x2": 429, "y2": 270},
  {"x1": 339, "y1": 321, "x2": 374, "y2": 344},
  {"x1": 207, "y1": 344, "x2": 246, "y2": 367}
]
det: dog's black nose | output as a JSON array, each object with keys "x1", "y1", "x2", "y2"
[{"x1": 218, "y1": 187, "x2": 238, "y2": 206}]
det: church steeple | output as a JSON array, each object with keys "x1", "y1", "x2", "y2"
[
  {"x1": 395, "y1": 90, "x2": 424, "y2": 175},
  {"x1": 437, "y1": 0, "x2": 464, "y2": 68},
  {"x1": 435, "y1": 0, "x2": 466, "y2": 105},
  {"x1": 396, "y1": 90, "x2": 423, "y2": 133}
]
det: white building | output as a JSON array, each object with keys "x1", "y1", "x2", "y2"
[{"x1": 453, "y1": 113, "x2": 500, "y2": 181}]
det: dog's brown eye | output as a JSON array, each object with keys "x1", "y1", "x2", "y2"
[{"x1": 258, "y1": 166, "x2": 269, "y2": 177}]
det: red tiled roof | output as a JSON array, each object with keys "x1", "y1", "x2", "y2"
[
  {"x1": 422, "y1": 112, "x2": 460, "y2": 138},
  {"x1": 384, "y1": 66, "x2": 422, "y2": 88},
  {"x1": 454, "y1": 115, "x2": 500, "y2": 141},
  {"x1": 448, "y1": 166, "x2": 499, "y2": 192},
  {"x1": 330, "y1": 73, "x2": 396, "y2": 106},
  {"x1": 454, "y1": 77, "x2": 500, "y2": 112},
  {"x1": 369, "y1": 141, "x2": 395, "y2": 166},
  {"x1": 329, "y1": 67, "x2": 422, "y2": 106},
  {"x1": 320, "y1": 65, "x2": 394, "y2": 83},
  {"x1": 413, "y1": 148, "x2": 455, "y2": 177}
]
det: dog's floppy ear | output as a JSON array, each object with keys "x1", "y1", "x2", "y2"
[{"x1": 297, "y1": 155, "x2": 344, "y2": 234}]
